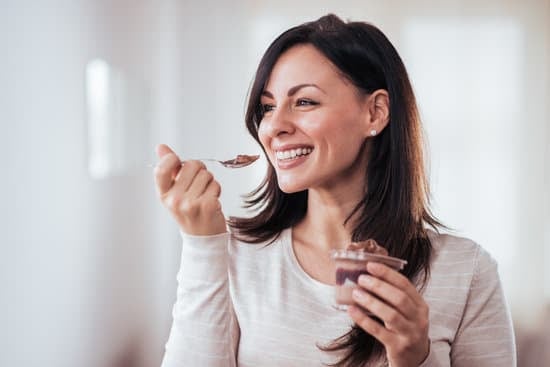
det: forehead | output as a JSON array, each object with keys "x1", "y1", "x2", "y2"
[{"x1": 264, "y1": 44, "x2": 347, "y2": 92}]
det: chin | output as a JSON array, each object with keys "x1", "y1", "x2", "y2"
[
  {"x1": 276, "y1": 175, "x2": 308, "y2": 194},
  {"x1": 278, "y1": 185, "x2": 304, "y2": 194}
]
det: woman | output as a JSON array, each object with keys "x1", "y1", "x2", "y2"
[{"x1": 155, "y1": 14, "x2": 516, "y2": 367}]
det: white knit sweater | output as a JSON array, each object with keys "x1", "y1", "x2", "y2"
[{"x1": 160, "y1": 228, "x2": 516, "y2": 366}]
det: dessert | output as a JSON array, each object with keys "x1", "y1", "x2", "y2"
[
  {"x1": 331, "y1": 239, "x2": 407, "y2": 310},
  {"x1": 233, "y1": 154, "x2": 260, "y2": 164}
]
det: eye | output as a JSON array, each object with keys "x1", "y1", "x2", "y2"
[
  {"x1": 261, "y1": 103, "x2": 275, "y2": 114},
  {"x1": 296, "y1": 98, "x2": 319, "y2": 107}
]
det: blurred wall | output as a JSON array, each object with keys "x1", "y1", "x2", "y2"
[
  {"x1": 0, "y1": 1, "x2": 159, "y2": 366},
  {"x1": 0, "y1": 1, "x2": 548, "y2": 367}
]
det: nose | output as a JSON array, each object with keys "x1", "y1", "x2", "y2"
[{"x1": 260, "y1": 106, "x2": 296, "y2": 138}]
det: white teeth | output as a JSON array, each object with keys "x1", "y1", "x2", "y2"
[{"x1": 275, "y1": 147, "x2": 313, "y2": 160}]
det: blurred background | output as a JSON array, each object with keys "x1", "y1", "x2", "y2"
[{"x1": 0, "y1": 0, "x2": 548, "y2": 366}]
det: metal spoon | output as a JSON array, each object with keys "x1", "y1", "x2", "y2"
[
  {"x1": 197, "y1": 154, "x2": 260, "y2": 168},
  {"x1": 149, "y1": 154, "x2": 260, "y2": 169}
]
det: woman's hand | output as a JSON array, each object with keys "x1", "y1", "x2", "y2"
[
  {"x1": 154, "y1": 144, "x2": 227, "y2": 236},
  {"x1": 348, "y1": 262, "x2": 430, "y2": 367}
]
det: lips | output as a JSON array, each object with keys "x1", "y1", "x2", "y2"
[{"x1": 275, "y1": 147, "x2": 313, "y2": 161}]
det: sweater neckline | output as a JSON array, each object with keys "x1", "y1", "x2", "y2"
[{"x1": 282, "y1": 227, "x2": 335, "y2": 295}]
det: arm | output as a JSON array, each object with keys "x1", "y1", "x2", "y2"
[
  {"x1": 153, "y1": 144, "x2": 239, "y2": 366},
  {"x1": 350, "y1": 244, "x2": 516, "y2": 367},
  {"x1": 161, "y1": 232, "x2": 239, "y2": 367},
  {"x1": 449, "y1": 247, "x2": 517, "y2": 366}
]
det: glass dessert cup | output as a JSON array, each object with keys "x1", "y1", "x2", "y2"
[{"x1": 330, "y1": 249, "x2": 407, "y2": 311}]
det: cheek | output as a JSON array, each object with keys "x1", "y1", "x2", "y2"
[
  {"x1": 257, "y1": 124, "x2": 276, "y2": 166},
  {"x1": 257, "y1": 124, "x2": 269, "y2": 148}
]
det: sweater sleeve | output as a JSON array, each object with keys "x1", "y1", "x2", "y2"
[
  {"x1": 160, "y1": 232, "x2": 239, "y2": 367},
  {"x1": 449, "y1": 246, "x2": 517, "y2": 366}
]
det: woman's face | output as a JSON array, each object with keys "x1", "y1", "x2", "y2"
[{"x1": 258, "y1": 44, "x2": 372, "y2": 194}]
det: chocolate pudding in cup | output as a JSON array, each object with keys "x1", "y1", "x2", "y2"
[{"x1": 330, "y1": 242, "x2": 407, "y2": 311}]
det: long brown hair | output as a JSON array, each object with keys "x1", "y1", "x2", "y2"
[{"x1": 229, "y1": 14, "x2": 441, "y2": 366}]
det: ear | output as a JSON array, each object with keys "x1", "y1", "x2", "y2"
[{"x1": 364, "y1": 89, "x2": 390, "y2": 137}]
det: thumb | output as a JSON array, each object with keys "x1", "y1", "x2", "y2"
[{"x1": 156, "y1": 144, "x2": 175, "y2": 159}]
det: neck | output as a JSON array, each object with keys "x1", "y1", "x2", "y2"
[
  {"x1": 293, "y1": 141, "x2": 370, "y2": 252},
  {"x1": 293, "y1": 187, "x2": 363, "y2": 251}
]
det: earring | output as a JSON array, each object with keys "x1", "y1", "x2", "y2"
[{"x1": 370, "y1": 129, "x2": 377, "y2": 136}]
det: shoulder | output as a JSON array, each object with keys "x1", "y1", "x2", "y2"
[
  {"x1": 423, "y1": 231, "x2": 515, "y2": 363},
  {"x1": 228, "y1": 229, "x2": 287, "y2": 251},
  {"x1": 423, "y1": 230, "x2": 500, "y2": 304},
  {"x1": 227, "y1": 228, "x2": 289, "y2": 267},
  {"x1": 226, "y1": 229, "x2": 291, "y2": 302},
  {"x1": 427, "y1": 229, "x2": 497, "y2": 273},
  {"x1": 422, "y1": 231, "x2": 503, "y2": 336}
]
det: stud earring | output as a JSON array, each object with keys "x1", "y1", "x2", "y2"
[{"x1": 370, "y1": 129, "x2": 377, "y2": 136}]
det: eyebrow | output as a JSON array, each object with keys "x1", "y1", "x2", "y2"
[{"x1": 261, "y1": 83, "x2": 326, "y2": 98}]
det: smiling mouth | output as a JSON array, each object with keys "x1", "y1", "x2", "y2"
[{"x1": 275, "y1": 147, "x2": 313, "y2": 161}]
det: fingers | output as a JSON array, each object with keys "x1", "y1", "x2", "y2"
[
  {"x1": 355, "y1": 263, "x2": 429, "y2": 330},
  {"x1": 349, "y1": 267, "x2": 431, "y2": 367},
  {"x1": 366, "y1": 262, "x2": 425, "y2": 307},
  {"x1": 203, "y1": 179, "x2": 222, "y2": 198},
  {"x1": 170, "y1": 160, "x2": 207, "y2": 197},
  {"x1": 185, "y1": 165, "x2": 214, "y2": 198},
  {"x1": 357, "y1": 274, "x2": 417, "y2": 319},
  {"x1": 153, "y1": 146, "x2": 226, "y2": 235},
  {"x1": 154, "y1": 151, "x2": 182, "y2": 195},
  {"x1": 156, "y1": 143, "x2": 175, "y2": 158},
  {"x1": 349, "y1": 303, "x2": 430, "y2": 367},
  {"x1": 348, "y1": 305, "x2": 394, "y2": 345},
  {"x1": 154, "y1": 144, "x2": 184, "y2": 196},
  {"x1": 153, "y1": 145, "x2": 220, "y2": 200},
  {"x1": 351, "y1": 288, "x2": 412, "y2": 332}
]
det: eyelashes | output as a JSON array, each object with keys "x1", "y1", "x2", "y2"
[
  {"x1": 261, "y1": 104, "x2": 275, "y2": 113},
  {"x1": 296, "y1": 98, "x2": 319, "y2": 107},
  {"x1": 260, "y1": 98, "x2": 319, "y2": 115}
]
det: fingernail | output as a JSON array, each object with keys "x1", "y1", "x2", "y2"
[
  {"x1": 352, "y1": 289, "x2": 366, "y2": 301},
  {"x1": 358, "y1": 274, "x2": 373, "y2": 286}
]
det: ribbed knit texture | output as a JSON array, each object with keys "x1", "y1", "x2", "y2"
[{"x1": 161, "y1": 229, "x2": 516, "y2": 366}]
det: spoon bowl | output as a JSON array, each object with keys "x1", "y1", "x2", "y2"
[
  {"x1": 149, "y1": 154, "x2": 260, "y2": 169},
  {"x1": 198, "y1": 154, "x2": 260, "y2": 168}
]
